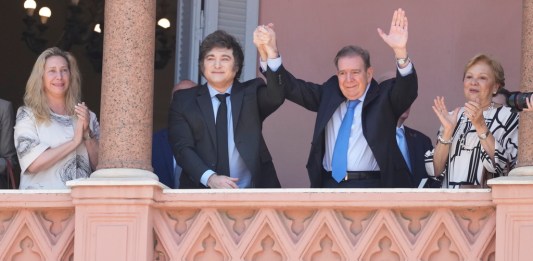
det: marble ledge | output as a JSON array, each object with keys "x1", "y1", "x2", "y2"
[
  {"x1": 488, "y1": 175, "x2": 533, "y2": 185},
  {"x1": 162, "y1": 188, "x2": 491, "y2": 194}
]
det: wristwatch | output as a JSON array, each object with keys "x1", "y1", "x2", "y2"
[
  {"x1": 478, "y1": 130, "x2": 490, "y2": 140},
  {"x1": 396, "y1": 56, "x2": 410, "y2": 66}
]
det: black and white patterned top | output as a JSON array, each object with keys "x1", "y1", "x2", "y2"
[
  {"x1": 425, "y1": 106, "x2": 519, "y2": 188},
  {"x1": 14, "y1": 106, "x2": 100, "y2": 189}
]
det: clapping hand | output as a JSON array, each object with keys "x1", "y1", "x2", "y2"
[
  {"x1": 432, "y1": 96, "x2": 459, "y2": 136},
  {"x1": 75, "y1": 102, "x2": 91, "y2": 139}
]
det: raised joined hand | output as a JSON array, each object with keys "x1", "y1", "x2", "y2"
[{"x1": 253, "y1": 23, "x2": 278, "y2": 60}]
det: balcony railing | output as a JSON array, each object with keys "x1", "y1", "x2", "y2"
[{"x1": 0, "y1": 185, "x2": 504, "y2": 261}]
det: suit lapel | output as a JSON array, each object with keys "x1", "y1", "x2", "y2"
[
  {"x1": 230, "y1": 81, "x2": 244, "y2": 130},
  {"x1": 362, "y1": 79, "x2": 379, "y2": 109},
  {"x1": 315, "y1": 85, "x2": 344, "y2": 138},
  {"x1": 196, "y1": 84, "x2": 217, "y2": 146}
]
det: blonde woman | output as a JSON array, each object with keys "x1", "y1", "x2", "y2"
[
  {"x1": 425, "y1": 54, "x2": 519, "y2": 188},
  {"x1": 14, "y1": 47, "x2": 99, "y2": 189}
]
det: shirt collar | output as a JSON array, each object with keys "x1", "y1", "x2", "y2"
[
  {"x1": 397, "y1": 124, "x2": 405, "y2": 131},
  {"x1": 207, "y1": 84, "x2": 233, "y2": 98}
]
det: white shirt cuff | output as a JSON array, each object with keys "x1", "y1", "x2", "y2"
[
  {"x1": 397, "y1": 61, "x2": 413, "y2": 77},
  {"x1": 200, "y1": 170, "x2": 216, "y2": 187},
  {"x1": 259, "y1": 56, "x2": 282, "y2": 72}
]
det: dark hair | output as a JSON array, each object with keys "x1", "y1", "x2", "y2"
[
  {"x1": 333, "y1": 45, "x2": 371, "y2": 70},
  {"x1": 199, "y1": 30, "x2": 244, "y2": 79}
]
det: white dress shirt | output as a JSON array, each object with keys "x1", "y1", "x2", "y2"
[{"x1": 200, "y1": 85, "x2": 253, "y2": 188}]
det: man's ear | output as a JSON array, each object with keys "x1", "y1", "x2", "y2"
[{"x1": 366, "y1": 67, "x2": 374, "y2": 80}]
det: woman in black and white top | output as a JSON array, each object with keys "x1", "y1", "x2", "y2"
[{"x1": 425, "y1": 54, "x2": 519, "y2": 188}]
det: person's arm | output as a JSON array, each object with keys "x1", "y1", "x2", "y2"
[
  {"x1": 377, "y1": 8, "x2": 417, "y2": 116},
  {"x1": 75, "y1": 103, "x2": 99, "y2": 170},
  {"x1": 464, "y1": 100, "x2": 495, "y2": 162},
  {"x1": 84, "y1": 137, "x2": 99, "y2": 170},
  {"x1": 431, "y1": 97, "x2": 460, "y2": 176},
  {"x1": 26, "y1": 116, "x2": 84, "y2": 173},
  {"x1": 254, "y1": 24, "x2": 322, "y2": 112},
  {"x1": 168, "y1": 92, "x2": 212, "y2": 185},
  {"x1": 481, "y1": 109, "x2": 519, "y2": 175},
  {"x1": 252, "y1": 24, "x2": 286, "y2": 119},
  {"x1": 83, "y1": 111, "x2": 100, "y2": 170},
  {"x1": 377, "y1": 8, "x2": 410, "y2": 70},
  {"x1": 168, "y1": 98, "x2": 239, "y2": 189}
]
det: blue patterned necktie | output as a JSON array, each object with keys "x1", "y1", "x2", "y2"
[
  {"x1": 332, "y1": 100, "x2": 361, "y2": 182},
  {"x1": 396, "y1": 127, "x2": 412, "y2": 173}
]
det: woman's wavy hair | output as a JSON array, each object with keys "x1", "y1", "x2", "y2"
[
  {"x1": 24, "y1": 47, "x2": 81, "y2": 124},
  {"x1": 463, "y1": 54, "x2": 505, "y2": 95}
]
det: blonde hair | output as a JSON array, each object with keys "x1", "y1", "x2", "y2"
[
  {"x1": 463, "y1": 54, "x2": 505, "y2": 93},
  {"x1": 24, "y1": 47, "x2": 82, "y2": 124}
]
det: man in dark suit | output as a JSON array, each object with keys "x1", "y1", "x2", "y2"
[
  {"x1": 395, "y1": 107, "x2": 434, "y2": 187},
  {"x1": 256, "y1": 8, "x2": 417, "y2": 188},
  {"x1": 0, "y1": 98, "x2": 19, "y2": 189},
  {"x1": 168, "y1": 30, "x2": 284, "y2": 189},
  {"x1": 152, "y1": 80, "x2": 196, "y2": 188}
]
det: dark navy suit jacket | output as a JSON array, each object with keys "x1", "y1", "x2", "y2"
[
  {"x1": 404, "y1": 126, "x2": 434, "y2": 187},
  {"x1": 152, "y1": 129, "x2": 177, "y2": 188},
  {"x1": 168, "y1": 70, "x2": 284, "y2": 188},
  {"x1": 273, "y1": 65, "x2": 418, "y2": 188}
]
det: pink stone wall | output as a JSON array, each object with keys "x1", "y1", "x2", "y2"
[
  {"x1": 0, "y1": 188, "x2": 499, "y2": 261},
  {"x1": 0, "y1": 192, "x2": 74, "y2": 261},
  {"x1": 258, "y1": 1, "x2": 523, "y2": 188},
  {"x1": 155, "y1": 189, "x2": 495, "y2": 261}
]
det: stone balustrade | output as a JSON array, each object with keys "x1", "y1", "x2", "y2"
[{"x1": 0, "y1": 186, "x2": 503, "y2": 261}]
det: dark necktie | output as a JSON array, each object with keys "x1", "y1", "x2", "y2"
[
  {"x1": 215, "y1": 93, "x2": 230, "y2": 176},
  {"x1": 331, "y1": 100, "x2": 361, "y2": 182}
]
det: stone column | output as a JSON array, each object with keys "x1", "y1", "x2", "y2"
[
  {"x1": 513, "y1": 0, "x2": 533, "y2": 175},
  {"x1": 69, "y1": 0, "x2": 161, "y2": 260},
  {"x1": 490, "y1": 5, "x2": 533, "y2": 261},
  {"x1": 93, "y1": 0, "x2": 157, "y2": 179}
]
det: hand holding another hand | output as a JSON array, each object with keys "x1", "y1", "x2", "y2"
[
  {"x1": 253, "y1": 23, "x2": 278, "y2": 60},
  {"x1": 207, "y1": 174, "x2": 239, "y2": 189}
]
